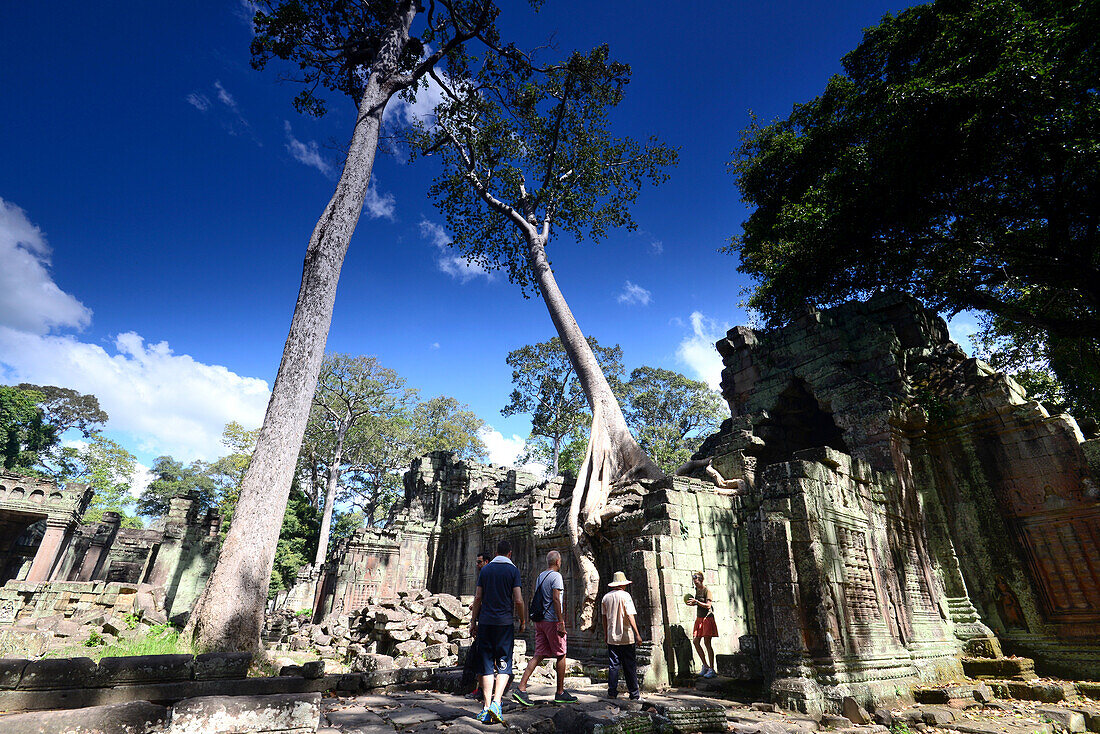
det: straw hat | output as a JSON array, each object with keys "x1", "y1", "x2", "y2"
[{"x1": 608, "y1": 571, "x2": 631, "y2": 587}]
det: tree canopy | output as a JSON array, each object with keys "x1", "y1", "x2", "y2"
[
  {"x1": 137, "y1": 456, "x2": 218, "y2": 519},
  {"x1": 623, "y1": 366, "x2": 727, "y2": 475},
  {"x1": 729, "y1": 0, "x2": 1100, "y2": 399},
  {"x1": 502, "y1": 337, "x2": 623, "y2": 476},
  {"x1": 72, "y1": 435, "x2": 142, "y2": 528}
]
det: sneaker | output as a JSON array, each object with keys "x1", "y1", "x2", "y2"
[
  {"x1": 488, "y1": 700, "x2": 505, "y2": 724},
  {"x1": 629, "y1": 692, "x2": 642, "y2": 700},
  {"x1": 607, "y1": 691, "x2": 619, "y2": 699},
  {"x1": 554, "y1": 690, "x2": 579, "y2": 704},
  {"x1": 703, "y1": 668, "x2": 717, "y2": 679},
  {"x1": 512, "y1": 689, "x2": 533, "y2": 707},
  {"x1": 698, "y1": 665, "x2": 710, "y2": 677},
  {"x1": 477, "y1": 708, "x2": 491, "y2": 723}
]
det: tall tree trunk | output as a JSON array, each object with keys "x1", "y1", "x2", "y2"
[
  {"x1": 184, "y1": 4, "x2": 418, "y2": 653},
  {"x1": 525, "y1": 234, "x2": 661, "y2": 628},
  {"x1": 551, "y1": 434, "x2": 561, "y2": 477},
  {"x1": 314, "y1": 427, "x2": 347, "y2": 569}
]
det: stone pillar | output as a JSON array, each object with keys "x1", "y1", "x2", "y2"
[
  {"x1": 77, "y1": 512, "x2": 121, "y2": 581},
  {"x1": 25, "y1": 519, "x2": 74, "y2": 583}
]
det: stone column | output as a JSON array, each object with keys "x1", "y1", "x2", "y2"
[
  {"x1": 25, "y1": 519, "x2": 74, "y2": 583},
  {"x1": 77, "y1": 512, "x2": 121, "y2": 581}
]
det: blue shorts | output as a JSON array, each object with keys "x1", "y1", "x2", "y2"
[{"x1": 477, "y1": 623, "x2": 514, "y2": 677}]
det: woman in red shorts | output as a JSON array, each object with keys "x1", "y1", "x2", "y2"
[{"x1": 687, "y1": 571, "x2": 717, "y2": 678}]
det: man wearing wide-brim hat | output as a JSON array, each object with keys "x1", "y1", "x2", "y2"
[{"x1": 600, "y1": 571, "x2": 643, "y2": 700}]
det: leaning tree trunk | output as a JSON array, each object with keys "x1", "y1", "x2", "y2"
[
  {"x1": 184, "y1": 6, "x2": 418, "y2": 653},
  {"x1": 525, "y1": 233, "x2": 661, "y2": 629},
  {"x1": 313, "y1": 428, "x2": 347, "y2": 568}
]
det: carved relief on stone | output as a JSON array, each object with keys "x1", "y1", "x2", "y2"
[{"x1": 992, "y1": 575, "x2": 1028, "y2": 631}]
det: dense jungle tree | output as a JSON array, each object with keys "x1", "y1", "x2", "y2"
[
  {"x1": 188, "y1": 0, "x2": 520, "y2": 652},
  {"x1": 502, "y1": 337, "x2": 623, "y2": 476},
  {"x1": 623, "y1": 366, "x2": 727, "y2": 475},
  {"x1": 411, "y1": 395, "x2": 486, "y2": 461},
  {"x1": 137, "y1": 456, "x2": 218, "y2": 518},
  {"x1": 729, "y1": 0, "x2": 1100, "y2": 419},
  {"x1": 416, "y1": 44, "x2": 677, "y2": 627},
  {"x1": 306, "y1": 354, "x2": 417, "y2": 568},
  {"x1": 72, "y1": 435, "x2": 142, "y2": 528}
]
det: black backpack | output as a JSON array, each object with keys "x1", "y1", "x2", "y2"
[{"x1": 529, "y1": 571, "x2": 553, "y2": 623}]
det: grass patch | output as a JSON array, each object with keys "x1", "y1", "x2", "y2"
[{"x1": 47, "y1": 626, "x2": 191, "y2": 661}]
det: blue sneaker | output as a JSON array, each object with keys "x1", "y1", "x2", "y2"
[
  {"x1": 488, "y1": 700, "x2": 505, "y2": 724},
  {"x1": 477, "y1": 708, "x2": 491, "y2": 723}
]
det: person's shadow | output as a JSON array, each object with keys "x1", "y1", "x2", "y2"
[{"x1": 669, "y1": 624, "x2": 693, "y2": 680}]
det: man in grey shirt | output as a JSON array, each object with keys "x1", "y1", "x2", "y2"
[{"x1": 512, "y1": 550, "x2": 577, "y2": 704}]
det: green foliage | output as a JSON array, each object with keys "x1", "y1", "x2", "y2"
[
  {"x1": 248, "y1": 0, "x2": 508, "y2": 117},
  {"x1": 84, "y1": 630, "x2": 105, "y2": 648},
  {"x1": 414, "y1": 44, "x2": 677, "y2": 293},
  {"x1": 502, "y1": 337, "x2": 624, "y2": 475},
  {"x1": 136, "y1": 456, "x2": 218, "y2": 519},
  {"x1": 730, "y1": 0, "x2": 1100, "y2": 351},
  {"x1": 69, "y1": 434, "x2": 139, "y2": 526},
  {"x1": 411, "y1": 395, "x2": 487, "y2": 461},
  {"x1": 270, "y1": 488, "x2": 321, "y2": 596},
  {"x1": 0, "y1": 384, "x2": 51, "y2": 472},
  {"x1": 16, "y1": 383, "x2": 107, "y2": 476},
  {"x1": 211, "y1": 421, "x2": 260, "y2": 525},
  {"x1": 124, "y1": 612, "x2": 140, "y2": 630},
  {"x1": 975, "y1": 311, "x2": 1100, "y2": 429},
  {"x1": 295, "y1": 608, "x2": 313, "y2": 618},
  {"x1": 622, "y1": 366, "x2": 728, "y2": 474}
]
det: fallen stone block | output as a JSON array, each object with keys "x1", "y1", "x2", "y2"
[
  {"x1": 0, "y1": 659, "x2": 28, "y2": 689},
  {"x1": 1036, "y1": 706, "x2": 1086, "y2": 733},
  {"x1": 168, "y1": 692, "x2": 320, "y2": 734},
  {"x1": 947, "y1": 720, "x2": 1052, "y2": 734},
  {"x1": 843, "y1": 697, "x2": 871, "y2": 725},
  {"x1": 18, "y1": 657, "x2": 99, "y2": 690},
  {"x1": 920, "y1": 706, "x2": 955, "y2": 725},
  {"x1": 98, "y1": 654, "x2": 193, "y2": 685},
  {"x1": 192, "y1": 652, "x2": 252, "y2": 680},
  {"x1": 1007, "y1": 681, "x2": 1075, "y2": 703},
  {"x1": 962, "y1": 657, "x2": 1037, "y2": 681},
  {"x1": 1067, "y1": 705, "x2": 1100, "y2": 733},
  {"x1": 0, "y1": 700, "x2": 167, "y2": 734}
]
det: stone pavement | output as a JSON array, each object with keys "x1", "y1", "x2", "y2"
[{"x1": 317, "y1": 681, "x2": 1100, "y2": 734}]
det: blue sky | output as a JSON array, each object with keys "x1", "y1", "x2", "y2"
[{"x1": 3, "y1": 0, "x2": 975, "y2": 479}]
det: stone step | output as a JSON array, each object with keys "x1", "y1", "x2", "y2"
[
  {"x1": 986, "y1": 680, "x2": 1079, "y2": 703},
  {"x1": 716, "y1": 653, "x2": 764, "y2": 681},
  {"x1": 943, "y1": 719, "x2": 1053, "y2": 734},
  {"x1": 962, "y1": 657, "x2": 1038, "y2": 681},
  {"x1": 693, "y1": 674, "x2": 765, "y2": 700},
  {"x1": 914, "y1": 685, "x2": 994, "y2": 705}
]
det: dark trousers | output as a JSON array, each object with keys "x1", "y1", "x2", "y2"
[{"x1": 608, "y1": 644, "x2": 639, "y2": 696}]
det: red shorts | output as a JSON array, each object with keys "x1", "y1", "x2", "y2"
[
  {"x1": 693, "y1": 616, "x2": 718, "y2": 638},
  {"x1": 534, "y1": 620, "x2": 567, "y2": 658}
]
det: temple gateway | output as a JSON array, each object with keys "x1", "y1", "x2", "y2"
[{"x1": 287, "y1": 293, "x2": 1099, "y2": 714}]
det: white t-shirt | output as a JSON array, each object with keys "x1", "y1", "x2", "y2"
[{"x1": 601, "y1": 589, "x2": 638, "y2": 645}]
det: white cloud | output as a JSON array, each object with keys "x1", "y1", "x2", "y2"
[
  {"x1": 650, "y1": 240, "x2": 664, "y2": 255},
  {"x1": 0, "y1": 328, "x2": 269, "y2": 462},
  {"x1": 430, "y1": 342, "x2": 440, "y2": 350},
  {"x1": 617, "y1": 281, "x2": 651, "y2": 306},
  {"x1": 477, "y1": 426, "x2": 545, "y2": 475},
  {"x1": 364, "y1": 181, "x2": 396, "y2": 220},
  {"x1": 214, "y1": 80, "x2": 238, "y2": 111},
  {"x1": 419, "y1": 219, "x2": 491, "y2": 283},
  {"x1": 0, "y1": 198, "x2": 91, "y2": 335},
  {"x1": 186, "y1": 93, "x2": 211, "y2": 112},
  {"x1": 282, "y1": 123, "x2": 394, "y2": 218},
  {"x1": 385, "y1": 73, "x2": 447, "y2": 128},
  {"x1": 284, "y1": 121, "x2": 333, "y2": 177},
  {"x1": 130, "y1": 462, "x2": 154, "y2": 499},
  {"x1": 0, "y1": 200, "x2": 270, "y2": 463},
  {"x1": 677, "y1": 311, "x2": 727, "y2": 390}
]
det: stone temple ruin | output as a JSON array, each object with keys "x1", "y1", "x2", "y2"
[
  {"x1": 288, "y1": 293, "x2": 1099, "y2": 715},
  {"x1": 0, "y1": 478, "x2": 219, "y2": 631}
]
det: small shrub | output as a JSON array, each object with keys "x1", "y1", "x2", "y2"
[
  {"x1": 84, "y1": 630, "x2": 105, "y2": 648},
  {"x1": 123, "y1": 612, "x2": 140, "y2": 630},
  {"x1": 295, "y1": 609, "x2": 312, "y2": 618}
]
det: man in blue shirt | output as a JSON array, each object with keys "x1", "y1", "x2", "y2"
[{"x1": 469, "y1": 539, "x2": 525, "y2": 725}]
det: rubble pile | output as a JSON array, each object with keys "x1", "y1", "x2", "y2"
[{"x1": 270, "y1": 589, "x2": 488, "y2": 672}]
